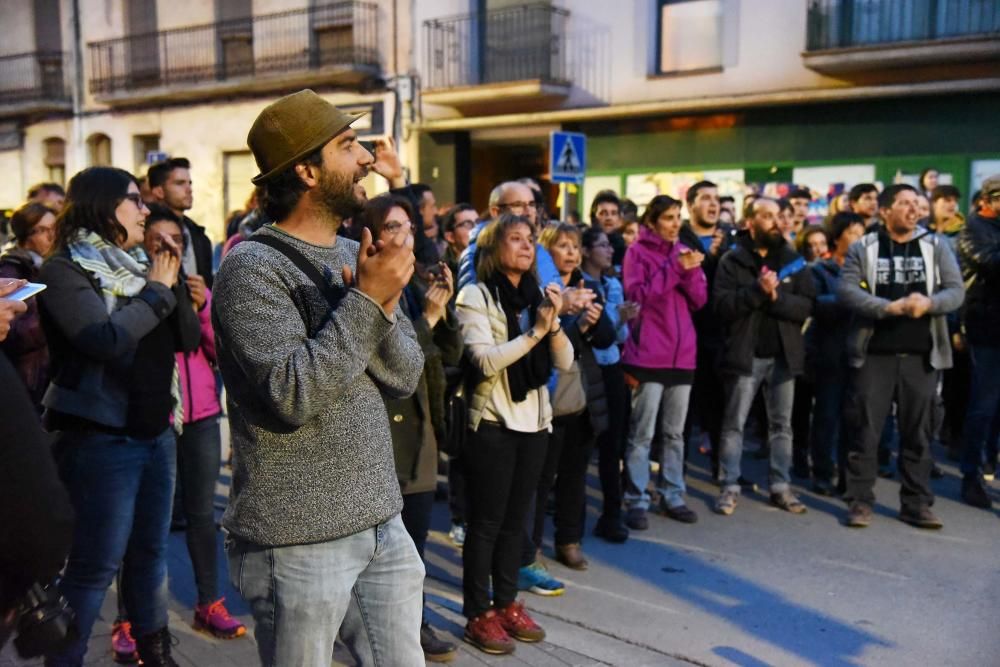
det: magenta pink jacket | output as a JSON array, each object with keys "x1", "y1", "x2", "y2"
[
  {"x1": 177, "y1": 288, "x2": 221, "y2": 423},
  {"x1": 622, "y1": 226, "x2": 708, "y2": 371}
]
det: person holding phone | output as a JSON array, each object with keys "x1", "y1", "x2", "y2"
[
  {"x1": 455, "y1": 213, "x2": 573, "y2": 655},
  {"x1": 0, "y1": 203, "x2": 57, "y2": 409},
  {"x1": 37, "y1": 167, "x2": 200, "y2": 666}
]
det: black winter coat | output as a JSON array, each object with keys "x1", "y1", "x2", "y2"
[
  {"x1": 713, "y1": 232, "x2": 815, "y2": 377},
  {"x1": 679, "y1": 221, "x2": 736, "y2": 348},
  {"x1": 958, "y1": 211, "x2": 1000, "y2": 346}
]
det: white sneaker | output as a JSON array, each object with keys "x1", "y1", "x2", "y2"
[
  {"x1": 448, "y1": 522, "x2": 466, "y2": 547},
  {"x1": 715, "y1": 488, "x2": 740, "y2": 516}
]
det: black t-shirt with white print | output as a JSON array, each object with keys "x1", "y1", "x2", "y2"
[{"x1": 867, "y1": 230, "x2": 932, "y2": 355}]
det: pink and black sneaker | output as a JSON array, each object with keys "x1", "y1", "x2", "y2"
[
  {"x1": 193, "y1": 598, "x2": 246, "y2": 639},
  {"x1": 110, "y1": 620, "x2": 139, "y2": 664}
]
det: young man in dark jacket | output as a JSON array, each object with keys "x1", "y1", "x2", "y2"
[
  {"x1": 957, "y1": 174, "x2": 1000, "y2": 509},
  {"x1": 839, "y1": 184, "x2": 965, "y2": 529},
  {"x1": 148, "y1": 157, "x2": 214, "y2": 287},
  {"x1": 713, "y1": 197, "x2": 815, "y2": 516}
]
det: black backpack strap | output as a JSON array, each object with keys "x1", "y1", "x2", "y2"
[{"x1": 246, "y1": 234, "x2": 345, "y2": 309}]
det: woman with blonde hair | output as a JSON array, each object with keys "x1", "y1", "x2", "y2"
[{"x1": 455, "y1": 213, "x2": 573, "y2": 656}]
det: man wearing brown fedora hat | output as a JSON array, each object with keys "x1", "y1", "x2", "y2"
[{"x1": 212, "y1": 90, "x2": 427, "y2": 666}]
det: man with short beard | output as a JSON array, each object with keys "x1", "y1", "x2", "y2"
[
  {"x1": 839, "y1": 184, "x2": 964, "y2": 529},
  {"x1": 713, "y1": 197, "x2": 815, "y2": 516},
  {"x1": 149, "y1": 157, "x2": 215, "y2": 287},
  {"x1": 212, "y1": 90, "x2": 426, "y2": 666}
]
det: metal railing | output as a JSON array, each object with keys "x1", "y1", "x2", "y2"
[
  {"x1": 0, "y1": 51, "x2": 69, "y2": 104},
  {"x1": 807, "y1": 0, "x2": 1000, "y2": 50},
  {"x1": 423, "y1": 3, "x2": 569, "y2": 90},
  {"x1": 88, "y1": 1, "x2": 379, "y2": 95}
]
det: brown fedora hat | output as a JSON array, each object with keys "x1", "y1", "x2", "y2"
[{"x1": 247, "y1": 89, "x2": 363, "y2": 184}]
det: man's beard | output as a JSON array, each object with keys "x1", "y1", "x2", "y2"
[
  {"x1": 755, "y1": 226, "x2": 785, "y2": 250},
  {"x1": 316, "y1": 167, "x2": 365, "y2": 222}
]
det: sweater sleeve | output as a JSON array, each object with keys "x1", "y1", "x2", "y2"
[
  {"x1": 929, "y1": 238, "x2": 965, "y2": 316},
  {"x1": 838, "y1": 242, "x2": 892, "y2": 320},
  {"x1": 38, "y1": 256, "x2": 176, "y2": 362},
  {"x1": 456, "y1": 283, "x2": 536, "y2": 378},
  {"x1": 366, "y1": 304, "x2": 425, "y2": 399},
  {"x1": 212, "y1": 250, "x2": 412, "y2": 427}
]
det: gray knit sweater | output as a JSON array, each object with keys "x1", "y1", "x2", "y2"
[{"x1": 212, "y1": 225, "x2": 423, "y2": 546}]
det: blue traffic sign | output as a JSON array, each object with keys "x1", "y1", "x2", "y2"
[{"x1": 550, "y1": 131, "x2": 586, "y2": 184}]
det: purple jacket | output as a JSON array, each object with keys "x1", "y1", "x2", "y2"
[
  {"x1": 622, "y1": 226, "x2": 707, "y2": 371},
  {"x1": 176, "y1": 288, "x2": 221, "y2": 424}
]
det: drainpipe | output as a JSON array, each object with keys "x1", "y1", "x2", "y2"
[{"x1": 70, "y1": 0, "x2": 85, "y2": 171}]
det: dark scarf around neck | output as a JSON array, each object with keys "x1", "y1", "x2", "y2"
[{"x1": 485, "y1": 270, "x2": 553, "y2": 402}]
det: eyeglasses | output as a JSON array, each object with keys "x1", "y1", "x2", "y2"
[
  {"x1": 498, "y1": 201, "x2": 538, "y2": 212},
  {"x1": 383, "y1": 219, "x2": 412, "y2": 235},
  {"x1": 453, "y1": 220, "x2": 476, "y2": 230},
  {"x1": 123, "y1": 193, "x2": 147, "y2": 210}
]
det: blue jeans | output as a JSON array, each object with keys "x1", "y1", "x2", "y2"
[
  {"x1": 624, "y1": 382, "x2": 692, "y2": 510},
  {"x1": 227, "y1": 514, "x2": 425, "y2": 667},
  {"x1": 961, "y1": 345, "x2": 1000, "y2": 477},
  {"x1": 48, "y1": 428, "x2": 176, "y2": 666},
  {"x1": 720, "y1": 357, "x2": 795, "y2": 492}
]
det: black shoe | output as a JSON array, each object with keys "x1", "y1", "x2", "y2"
[
  {"x1": 845, "y1": 501, "x2": 873, "y2": 528},
  {"x1": 984, "y1": 461, "x2": 996, "y2": 482},
  {"x1": 624, "y1": 507, "x2": 648, "y2": 531},
  {"x1": 421, "y1": 622, "x2": 457, "y2": 663},
  {"x1": 737, "y1": 476, "x2": 758, "y2": 493},
  {"x1": 961, "y1": 475, "x2": 992, "y2": 509},
  {"x1": 660, "y1": 502, "x2": 698, "y2": 524},
  {"x1": 877, "y1": 463, "x2": 894, "y2": 479},
  {"x1": 135, "y1": 627, "x2": 179, "y2": 667},
  {"x1": 593, "y1": 515, "x2": 629, "y2": 543},
  {"x1": 899, "y1": 506, "x2": 943, "y2": 530},
  {"x1": 930, "y1": 464, "x2": 944, "y2": 480},
  {"x1": 811, "y1": 479, "x2": 835, "y2": 497}
]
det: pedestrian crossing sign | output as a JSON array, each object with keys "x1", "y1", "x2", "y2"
[{"x1": 550, "y1": 131, "x2": 586, "y2": 184}]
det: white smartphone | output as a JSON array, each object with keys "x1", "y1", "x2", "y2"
[{"x1": 7, "y1": 282, "x2": 47, "y2": 301}]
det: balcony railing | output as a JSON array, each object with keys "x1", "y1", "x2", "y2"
[
  {"x1": 88, "y1": 1, "x2": 379, "y2": 96},
  {"x1": 423, "y1": 4, "x2": 569, "y2": 90},
  {"x1": 806, "y1": 0, "x2": 1000, "y2": 51},
  {"x1": 0, "y1": 51, "x2": 69, "y2": 105}
]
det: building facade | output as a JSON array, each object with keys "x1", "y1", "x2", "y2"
[
  {"x1": 0, "y1": 0, "x2": 418, "y2": 240},
  {"x1": 409, "y1": 0, "x2": 1000, "y2": 216}
]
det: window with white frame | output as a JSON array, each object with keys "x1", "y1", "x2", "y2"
[{"x1": 656, "y1": 0, "x2": 724, "y2": 74}]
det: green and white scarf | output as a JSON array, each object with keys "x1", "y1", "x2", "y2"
[{"x1": 68, "y1": 230, "x2": 184, "y2": 434}]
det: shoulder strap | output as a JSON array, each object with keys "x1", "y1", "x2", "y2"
[{"x1": 246, "y1": 234, "x2": 345, "y2": 309}]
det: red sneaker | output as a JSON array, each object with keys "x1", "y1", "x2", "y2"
[
  {"x1": 193, "y1": 598, "x2": 247, "y2": 639},
  {"x1": 463, "y1": 610, "x2": 515, "y2": 655},
  {"x1": 497, "y1": 600, "x2": 545, "y2": 642},
  {"x1": 111, "y1": 620, "x2": 139, "y2": 664}
]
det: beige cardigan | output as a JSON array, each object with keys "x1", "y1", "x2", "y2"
[{"x1": 455, "y1": 282, "x2": 574, "y2": 433}]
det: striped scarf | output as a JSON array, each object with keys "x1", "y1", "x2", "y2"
[{"x1": 68, "y1": 230, "x2": 184, "y2": 434}]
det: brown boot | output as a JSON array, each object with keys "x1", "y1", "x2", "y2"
[{"x1": 554, "y1": 543, "x2": 588, "y2": 570}]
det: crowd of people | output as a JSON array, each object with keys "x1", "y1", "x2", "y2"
[{"x1": 1, "y1": 89, "x2": 998, "y2": 667}]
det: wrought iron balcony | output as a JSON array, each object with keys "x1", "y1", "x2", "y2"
[
  {"x1": 87, "y1": 1, "x2": 380, "y2": 104},
  {"x1": 423, "y1": 3, "x2": 570, "y2": 107},
  {"x1": 804, "y1": 0, "x2": 1000, "y2": 73},
  {"x1": 0, "y1": 51, "x2": 71, "y2": 117}
]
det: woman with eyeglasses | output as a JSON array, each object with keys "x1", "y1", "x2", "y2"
[
  {"x1": 37, "y1": 167, "x2": 200, "y2": 667},
  {"x1": 0, "y1": 202, "x2": 58, "y2": 410},
  {"x1": 455, "y1": 213, "x2": 573, "y2": 656},
  {"x1": 356, "y1": 193, "x2": 463, "y2": 662}
]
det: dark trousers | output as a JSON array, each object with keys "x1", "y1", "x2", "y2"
[
  {"x1": 942, "y1": 348, "x2": 971, "y2": 451},
  {"x1": 684, "y1": 346, "x2": 723, "y2": 476},
  {"x1": 524, "y1": 412, "x2": 593, "y2": 562},
  {"x1": 960, "y1": 345, "x2": 1000, "y2": 477},
  {"x1": 462, "y1": 424, "x2": 547, "y2": 619},
  {"x1": 176, "y1": 416, "x2": 222, "y2": 605},
  {"x1": 401, "y1": 491, "x2": 435, "y2": 560},
  {"x1": 791, "y1": 376, "x2": 814, "y2": 474},
  {"x1": 447, "y1": 454, "x2": 466, "y2": 525},
  {"x1": 809, "y1": 366, "x2": 849, "y2": 483},
  {"x1": 597, "y1": 363, "x2": 629, "y2": 518},
  {"x1": 845, "y1": 354, "x2": 936, "y2": 512}
]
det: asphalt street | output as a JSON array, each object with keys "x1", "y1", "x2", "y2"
[{"x1": 4, "y1": 437, "x2": 999, "y2": 666}]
